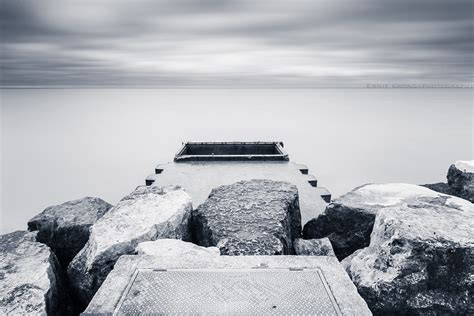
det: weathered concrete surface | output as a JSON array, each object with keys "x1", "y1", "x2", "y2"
[
  {"x1": 192, "y1": 179, "x2": 301, "y2": 255},
  {"x1": 84, "y1": 255, "x2": 372, "y2": 315},
  {"x1": 303, "y1": 183, "x2": 471, "y2": 260},
  {"x1": 294, "y1": 238, "x2": 335, "y2": 256},
  {"x1": 423, "y1": 160, "x2": 474, "y2": 203},
  {"x1": 67, "y1": 185, "x2": 192, "y2": 308},
  {"x1": 342, "y1": 191, "x2": 473, "y2": 315},
  {"x1": 135, "y1": 239, "x2": 220, "y2": 257},
  {"x1": 146, "y1": 161, "x2": 329, "y2": 225},
  {"x1": 27, "y1": 197, "x2": 112, "y2": 267},
  {"x1": 0, "y1": 231, "x2": 68, "y2": 315}
]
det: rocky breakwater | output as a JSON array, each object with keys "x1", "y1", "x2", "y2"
[
  {"x1": 27, "y1": 197, "x2": 112, "y2": 267},
  {"x1": 305, "y1": 183, "x2": 473, "y2": 315},
  {"x1": 192, "y1": 179, "x2": 302, "y2": 255},
  {"x1": 67, "y1": 185, "x2": 192, "y2": 308},
  {"x1": 304, "y1": 183, "x2": 392, "y2": 260},
  {"x1": 423, "y1": 160, "x2": 474, "y2": 203},
  {"x1": 0, "y1": 231, "x2": 69, "y2": 315}
]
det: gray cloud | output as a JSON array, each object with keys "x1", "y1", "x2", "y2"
[{"x1": 1, "y1": 0, "x2": 472, "y2": 86}]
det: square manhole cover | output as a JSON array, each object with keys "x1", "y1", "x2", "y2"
[{"x1": 114, "y1": 268, "x2": 342, "y2": 315}]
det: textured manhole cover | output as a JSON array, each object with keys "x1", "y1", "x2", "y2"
[{"x1": 114, "y1": 268, "x2": 342, "y2": 315}]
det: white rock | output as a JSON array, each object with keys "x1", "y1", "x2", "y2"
[
  {"x1": 136, "y1": 239, "x2": 220, "y2": 257},
  {"x1": 353, "y1": 183, "x2": 470, "y2": 209},
  {"x1": 304, "y1": 183, "x2": 472, "y2": 260},
  {"x1": 454, "y1": 160, "x2": 474, "y2": 173},
  {"x1": 342, "y1": 185, "x2": 474, "y2": 314},
  {"x1": 67, "y1": 185, "x2": 192, "y2": 307},
  {"x1": 0, "y1": 231, "x2": 68, "y2": 315}
]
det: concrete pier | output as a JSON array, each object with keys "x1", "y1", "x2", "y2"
[{"x1": 145, "y1": 142, "x2": 331, "y2": 225}]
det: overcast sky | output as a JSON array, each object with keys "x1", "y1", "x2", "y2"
[{"x1": 1, "y1": 0, "x2": 473, "y2": 87}]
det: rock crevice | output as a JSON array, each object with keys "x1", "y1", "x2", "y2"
[
  {"x1": 0, "y1": 231, "x2": 70, "y2": 315},
  {"x1": 67, "y1": 185, "x2": 192, "y2": 308},
  {"x1": 27, "y1": 196, "x2": 112, "y2": 267}
]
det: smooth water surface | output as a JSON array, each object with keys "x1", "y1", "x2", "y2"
[{"x1": 1, "y1": 89, "x2": 472, "y2": 233}]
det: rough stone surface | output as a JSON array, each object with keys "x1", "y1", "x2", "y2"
[
  {"x1": 27, "y1": 197, "x2": 112, "y2": 267},
  {"x1": 423, "y1": 160, "x2": 474, "y2": 203},
  {"x1": 342, "y1": 190, "x2": 473, "y2": 315},
  {"x1": 0, "y1": 231, "x2": 68, "y2": 315},
  {"x1": 422, "y1": 182, "x2": 451, "y2": 195},
  {"x1": 303, "y1": 184, "x2": 383, "y2": 260},
  {"x1": 191, "y1": 179, "x2": 302, "y2": 255},
  {"x1": 303, "y1": 183, "x2": 472, "y2": 260},
  {"x1": 447, "y1": 161, "x2": 474, "y2": 202},
  {"x1": 294, "y1": 238, "x2": 335, "y2": 256},
  {"x1": 67, "y1": 185, "x2": 192, "y2": 308},
  {"x1": 85, "y1": 255, "x2": 372, "y2": 315},
  {"x1": 135, "y1": 239, "x2": 220, "y2": 257}
]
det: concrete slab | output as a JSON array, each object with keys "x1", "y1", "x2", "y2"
[
  {"x1": 146, "y1": 161, "x2": 330, "y2": 225},
  {"x1": 84, "y1": 255, "x2": 371, "y2": 315}
]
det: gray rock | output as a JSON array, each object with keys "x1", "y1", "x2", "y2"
[
  {"x1": 447, "y1": 161, "x2": 474, "y2": 202},
  {"x1": 421, "y1": 182, "x2": 451, "y2": 195},
  {"x1": 27, "y1": 197, "x2": 112, "y2": 267},
  {"x1": 67, "y1": 185, "x2": 192, "y2": 308},
  {"x1": 0, "y1": 231, "x2": 68, "y2": 315},
  {"x1": 422, "y1": 160, "x2": 474, "y2": 203},
  {"x1": 342, "y1": 186, "x2": 473, "y2": 315},
  {"x1": 192, "y1": 179, "x2": 302, "y2": 255},
  {"x1": 303, "y1": 184, "x2": 382, "y2": 260},
  {"x1": 303, "y1": 183, "x2": 472, "y2": 260},
  {"x1": 294, "y1": 238, "x2": 335, "y2": 256}
]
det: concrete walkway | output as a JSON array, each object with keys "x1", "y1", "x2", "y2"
[{"x1": 84, "y1": 255, "x2": 371, "y2": 315}]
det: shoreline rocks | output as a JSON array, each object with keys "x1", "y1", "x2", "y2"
[
  {"x1": 0, "y1": 231, "x2": 69, "y2": 315},
  {"x1": 303, "y1": 184, "x2": 382, "y2": 260},
  {"x1": 342, "y1": 189, "x2": 473, "y2": 315},
  {"x1": 27, "y1": 197, "x2": 112, "y2": 267},
  {"x1": 423, "y1": 160, "x2": 474, "y2": 203},
  {"x1": 67, "y1": 185, "x2": 192, "y2": 308},
  {"x1": 303, "y1": 183, "x2": 472, "y2": 260},
  {"x1": 191, "y1": 179, "x2": 302, "y2": 255}
]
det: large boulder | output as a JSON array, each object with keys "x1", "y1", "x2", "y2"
[
  {"x1": 192, "y1": 179, "x2": 302, "y2": 255},
  {"x1": 0, "y1": 231, "x2": 68, "y2": 315},
  {"x1": 423, "y1": 160, "x2": 474, "y2": 203},
  {"x1": 303, "y1": 183, "x2": 388, "y2": 260},
  {"x1": 27, "y1": 197, "x2": 112, "y2": 267},
  {"x1": 136, "y1": 239, "x2": 220, "y2": 257},
  {"x1": 342, "y1": 187, "x2": 473, "y2": 315},
  {"x1": 303, "y1": 183, "x2": 472, "y2": 260},
  {"x1": 67, "y1": 185, "x2": 192, "y2": 308},
  {"x1": 294, "y1": 238, "x2": 335, "y2": 256}
]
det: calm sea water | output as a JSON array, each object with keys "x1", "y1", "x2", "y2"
[{"x1": 1, "y1": 89, "x2": 472, "y2": 233}]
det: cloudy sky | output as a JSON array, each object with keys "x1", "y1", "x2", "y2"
[{"x1": 1, "y1": 0, "x2": 472, "y2": 87}]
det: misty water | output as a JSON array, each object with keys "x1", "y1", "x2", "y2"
[{"x1": 1, "y1": 88, "x2": 472, "y2": 233}]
